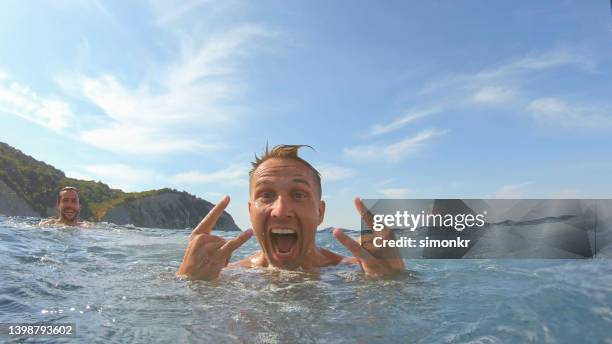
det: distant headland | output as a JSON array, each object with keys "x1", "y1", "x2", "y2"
[{"x1": 0, "y1": 142, "x2": 240, "y2": 231}]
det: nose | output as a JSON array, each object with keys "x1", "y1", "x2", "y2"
[{"x1": 270, "y1": 195, "x2": 293, "y2": 218}]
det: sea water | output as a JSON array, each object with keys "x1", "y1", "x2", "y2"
[{"x1": 1, "y1": 215, "x2": 611, "y2": 343}]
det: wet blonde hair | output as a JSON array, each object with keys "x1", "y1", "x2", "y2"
[{"x1": 249, "y1": 144, "x2": 322, "y2": 199}]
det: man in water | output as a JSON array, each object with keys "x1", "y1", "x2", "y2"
[
  {"x1": 177, "y1": 145, "x2": 404, "y2": 280},
  {"x1": 39, "y1": 186, "x2": 88, "y2": 227}
]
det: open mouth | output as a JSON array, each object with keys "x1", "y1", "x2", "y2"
[{"x1": 270, "y1": 228, "x2": 299, "y2": 259}]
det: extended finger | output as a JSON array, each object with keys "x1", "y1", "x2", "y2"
[
  {"x1": 332, "y1": 228, "x2": 375, "y2": 260},
  {"x1": 219, "y1": 228, "x2": 254, "y2": 257},
  {"x1": 354, "y1": 197, "x2": 376, "y2": 231},
  {"x1": 355, "y1": 197, "x2": 393, "y2": 237},
  {"x1": 190, "y1": 195, "x2": 230, "y2": 239}
]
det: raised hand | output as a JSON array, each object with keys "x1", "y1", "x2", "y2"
[
  {"x1": 333, "y1": 197, "x2": 405, "y2": 278},
  {"x1": 177, "y1": 195, "x2": 253, "y2": 280}
]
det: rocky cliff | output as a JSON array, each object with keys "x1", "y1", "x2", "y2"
[
  {"x1": 0, "y1": 142, "x2": 240, "y2": 231},
  {"x1": 0, "y1": 179, "x2": 38, "y2": 217},
  {"x1": 102, "y1": 191, "x2": 239, "y2": 230}
]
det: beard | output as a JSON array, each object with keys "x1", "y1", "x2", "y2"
[{"x1": 60, "y1": 209, "x2": 79, "y2": 221}]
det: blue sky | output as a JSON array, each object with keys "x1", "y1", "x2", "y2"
[{"x1": 1, "y1": 1, "x2": 611, "y2": 230}]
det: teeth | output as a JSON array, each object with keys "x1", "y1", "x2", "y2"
[{"x1": 271, "y1": 228, "x2": 296, "y2": 235}]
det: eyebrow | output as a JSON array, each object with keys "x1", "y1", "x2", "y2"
[{"x1": 254, "y1": 178, "x2": 312, "y2": 188}]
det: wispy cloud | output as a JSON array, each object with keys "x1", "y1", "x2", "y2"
[
  {"x1": 315, "y1": 163, "x2": 356, "y2": 181},
  {"x1": 380, "y1": 188, "x2": 411, "y2": 198},
  {"x1": 67, "y1": 164, "x2": 160, "y2": 191},
  {"x1": 91, "y1": 0, "x2": 119, "y2": 27},
  {"x1": 148, "y1": 0, "x2": 218, "y2": 25},
  {"x1": 475, "y1": 48, "x2": 595, "y2": 79},
  {"x1": 367, "y1": 106, "x2": 442, "y2": 136},
  {"x1": 344, "y1": 128, "x2": 449, "y2": 163},
  {"x1": 69, "y1": 161, "x2": 249, "y2": 192},
  {"x1": 527, "y1": 97, "x2": 612, "y2": 129},
  {"x1": 469, "y1": 86, "x2": 517, "y2": 106},
  {"x1": 415, "y1": 47, "x2": 609, "y2": 134},
  {"x1": 493, "y1": 182, "x2": 532, "y2": 199},
  {"x1": 172, "y1": 164, "x2": 248, "y2": 186},
  {"x1": 375, "y1": 178, "x2": 395, "y2": 187},
  {"x1": 80, "y1": 124, "x2": 221, "y2": 155},
  {"x1": 0, "y1": 73, "x2": 74, "y2": 131},
  {"x1": 423, "y1": 47, "x2": 595, "y2": 95},
  {"x1": 62, "y1": 23, "x2": 279, "y2": 155}
]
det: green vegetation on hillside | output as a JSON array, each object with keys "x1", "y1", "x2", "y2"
[
  {"x1": 88, "y1": 188, "x2": 177, "y2": 220},
  {"x1": 0, "y1": 142, "x2": 181, "y2": 220}
]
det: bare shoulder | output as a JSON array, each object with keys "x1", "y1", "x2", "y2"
[
  {"x1": 38, "y1": 218, "x2": 58, "y2": 227},
  {"x1": 78, "y1": 221, "x2": 94, "y2": 228}
]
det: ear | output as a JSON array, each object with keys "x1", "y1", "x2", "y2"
[
  {"x1": 318, "y1": 200, "x2": 326, "y2": 225},
  {"x1": 248, "y1": 200, "x2": 253, "y2": 218}
]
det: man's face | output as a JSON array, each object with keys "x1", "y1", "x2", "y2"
[
  {"x1": 248, "y1": 158, "x2": 325, "y2": 269},
  {"x1": 57, "y1": 190, "x2": 80, "y2": 222}
]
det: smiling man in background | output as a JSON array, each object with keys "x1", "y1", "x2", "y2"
[
  {"x1": 177, "y1": 144, "x2": 405, "y2": 280},
  {"x1": 39, "y1": 186, "x2": 87, "y2": 227}
]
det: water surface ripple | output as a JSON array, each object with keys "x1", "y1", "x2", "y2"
[{"x1": 1, "y1": 216, "x2": 611, "y2": 343}]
